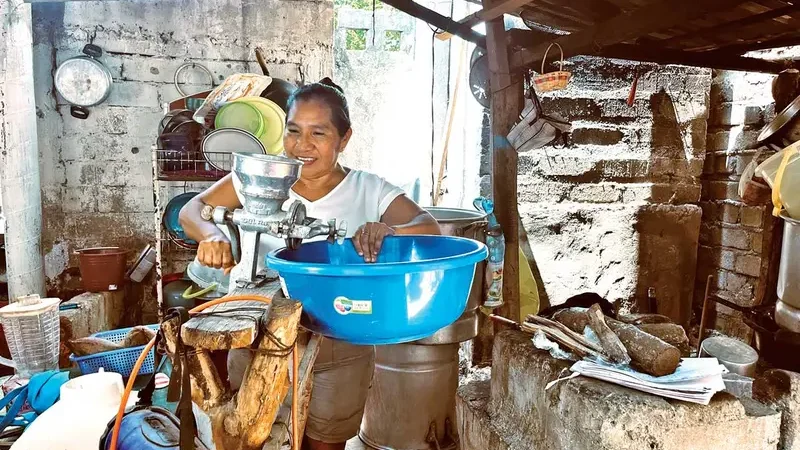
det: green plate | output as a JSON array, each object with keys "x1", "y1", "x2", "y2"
[{"x1": 215, "y1": 102, "x2": 265, "y2": 137}]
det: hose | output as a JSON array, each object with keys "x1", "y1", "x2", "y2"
[{"x1": 108, "y1": 294, "x2": 300, "y2": 450}]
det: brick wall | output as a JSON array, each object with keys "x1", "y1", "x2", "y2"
[
  {"x1": 30, "y1": 0, "x2": 333, "y2": 319},
  {"x1": 506, "y1": 57, "x2": 710, "y2": 324},
  {"x1": 696, "y1": 69, "x2": 777, "y2": 340}
]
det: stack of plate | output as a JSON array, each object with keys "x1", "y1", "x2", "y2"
[{"x1": 213, "y1": 96, "x2": 286, "y2": 155}]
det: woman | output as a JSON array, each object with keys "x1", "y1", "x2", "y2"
[{"x1": 179, "y1": 78, "x2": 441, "y2": 450}]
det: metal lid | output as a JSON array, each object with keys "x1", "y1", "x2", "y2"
[
  {"x1": 700, "y1": 336, "x2": 758, "y2": 366},
  {"x1": 201, "y1": 128, "x2": 266, "y2": 171},
  {"x1": 54, "y1": 56, "x2": 112, "y2": 107},
  {"x1": 0, "y1": 295, "x2": 60, "y2": 317},
  {"x1": 758, "y1": 94, "x2": 800, "y2": 144}
]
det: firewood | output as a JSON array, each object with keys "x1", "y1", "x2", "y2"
[
  {"x1": 586, "y1": 304, "x2": 630, "y2": 365},
  {"x1": 636, "y1": 323, "x2": 691, "y2": 356},
  {"x1": 521, "y1": 322, "x2": 593, "y2": 358},
  {"x1": 553, "y1": 307, "x2": 681, "y2": 376},
  {"x1": 616, "y1": 313, "x2": 673, "y2": 326},
  {"x1": 526, "y1": 314, "x2": 604, "y2": 354}
]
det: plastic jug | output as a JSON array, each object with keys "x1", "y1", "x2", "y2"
[
  {"x1": 756, "y1": 142, "x2": 800, "y2": 219},
  {"x1": 0, "y1": 295, "x2": 60, "y2": 378}
]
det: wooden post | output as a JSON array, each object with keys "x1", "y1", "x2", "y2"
[{"x1": 484, "y1": 0, "x2": 523, "y2": 324}]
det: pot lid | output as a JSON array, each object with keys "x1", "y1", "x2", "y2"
[
  {"x1": 758, "y1": 94, "x2": 800, "y2": 144},
  {"x1": 0, "y1": 295, "x2": 60, "y2": 317},
  {"x1": 54, "y1": 56, "x2": 112, "y2": 107}
]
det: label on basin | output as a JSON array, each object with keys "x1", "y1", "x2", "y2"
[{"x1": 333, "y1": 297, "x2": 372, "y2": 315}]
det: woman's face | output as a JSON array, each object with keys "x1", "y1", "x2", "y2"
[{"x1": 283, "y1": 99, "x2": 351, "y2": 180}]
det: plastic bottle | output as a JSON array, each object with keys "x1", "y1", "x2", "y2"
[{"x1": 484, "y1": 225, "x2": 505, "y2": 309}]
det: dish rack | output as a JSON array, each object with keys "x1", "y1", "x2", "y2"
[{"x1": 69, "y1": 325, "x2": 160, "y2": 377}]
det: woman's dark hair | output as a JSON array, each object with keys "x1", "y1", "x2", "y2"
[{"x1": 286, "y1": 77, "x2": 351, "y2": 136}]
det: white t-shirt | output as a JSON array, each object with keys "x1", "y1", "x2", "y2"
[{"x1": 231, "y1": 169, "x2": 406, "y2": 272}]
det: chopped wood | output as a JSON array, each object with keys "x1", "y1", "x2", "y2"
[
  {"x1": 379, "y1": 0, "x2": 486, "y2": 47},
  {"x1": 526, "y1": 314, "x2": 603, "y2": 354},
  {"x1": 616, "y1": 313, "x2": 673, "y2": 326},
  {"x1": 586, "y1": 304, "x2": 630, "y2": 365},
  {"x1": 552, "y1": 307, "x2": 681, "y2": 376},
  {"x1": 636, "y1": 323, "x2": 691, "y2": 357},
  {"x1": 521, "y1": 322, "x2": 593, "y2": 359}
]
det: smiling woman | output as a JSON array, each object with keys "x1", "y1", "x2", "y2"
[{"x1": 177, "y1": 77, "x2": 440, "y2": 450}]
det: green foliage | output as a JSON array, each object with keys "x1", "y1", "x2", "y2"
[
  {"x1": 384, "y1": 30, "x2": 402, "y2": 51},
  {"x1": 346, "y1": 29, "x2": 368, "y2": 50},
  {"x1": 335, "y1": 0, "x2": 384, "y2": 10}
]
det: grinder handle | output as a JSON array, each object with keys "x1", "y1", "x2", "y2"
[{"x1": 209, "y1": 206, "x2": 241, "y2": 263}]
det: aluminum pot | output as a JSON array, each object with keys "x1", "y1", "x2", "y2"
[
  {"x1": 415, "y1": 207, "x2": 487, "y2": 345},
  {"x1": 360, "y1": 343, "x2": 459, "y2": 450},
  {"x1": 779, "y1": 213, "x2": 800, "y2": 309}
]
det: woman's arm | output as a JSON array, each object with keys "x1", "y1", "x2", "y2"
[
  {"x1": 179, "y1": 173, "x2": 243, "y2": 272},
  {"x1": 353, "y1": 195, "x2": 440, "y2": 262}
]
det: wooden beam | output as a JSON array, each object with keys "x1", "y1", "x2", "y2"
[
  {"x1": 380, "y1": 0, "x2": 486, "y2": 48},
  {"x1": 711, "y1": 34, "x2": 800, "y2": 56},
  {"x1": 509, "y1": 29, "x2": 797, "y2": 74},
  {"x1": 484, "y1": 0, "x2": 522, "y2": 324},
  {"x1": 659, "y1": 4, "x2": 800, "y2": 45},
  {"x1": 458, "y1": 0, "x2": 533, "y2": 29},
  {"x1": 512, "y1": 0, "x2": 749, "y2": 71}
]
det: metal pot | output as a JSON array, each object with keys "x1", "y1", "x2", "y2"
[
  {"x1": 415, "y1": 207, "x2": 487, "y2": 345},
  {"x1": 779, "y1": 213, "x2": 800, "y2": 309},
  {"x1": 360, "y1": 343, "x2": 459, "y2": 450},
  {"x1": 54, "y1": 44, "x2": 113, "y2": 119}
]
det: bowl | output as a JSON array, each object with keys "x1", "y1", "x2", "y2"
[{"x1": 266, "y1": 235, "x2": 488, "y2": 345}]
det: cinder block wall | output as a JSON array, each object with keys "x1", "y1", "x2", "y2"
[
  {"x1": 696, "y1": 70, "x2": 778, "y2": 340},
  {"x1": 507, "y1": 57, "x2": 709, "y2": 324},
  {"x1": 30, "y1": 0, "x2": 333, "y2": 320}
]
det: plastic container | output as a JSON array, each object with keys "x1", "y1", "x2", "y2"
[
  {"x1": 76, "y1": 247, "x2": 130, "y2": 292},
  {"x1": 266, "y1": 235, "x2": 488, "y2": 345},
  {"x1": 755, "y1": 145, "x2": 799, "y2": 219},
  {"x1": 126, "y1": 245, "x2": 156, "y2": 283},
  {"x1": 69, "y1": 325, "x2": 159, "y2": 377},
  {"x1": 0, "y1": 295, "x2": 61, "y2": 378}
]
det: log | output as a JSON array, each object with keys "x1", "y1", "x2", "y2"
[
  {"x1": 586, "y1": 304, "x2": 630, "y2": 365},
  {"x1": 553, "y1": 307, "x2": 681, "y2": 376},
  {"x1": 162, "y1": 317, "x2": 230, "y2": 411},
  {"x1": 616, "y1": 313, "x2": 673, "y2": 326},
  {"x1": 212, "y1": 297, "x2": 302, "y2": 450},
  {"x1": 636, "y1": 323, "x2": 691, "y2": 357},
  {"x1": 182, "y1": 300, "x2": 268, "y2": 350}
]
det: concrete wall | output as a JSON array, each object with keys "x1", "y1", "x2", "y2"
[
  {"x1": 334, "y1": 0, "x2": 483, "y2": 208},
  {"x1": 30, "y1": 0, "x2": 333, "y2": 318},
  {"x1": 696, "y1": 69, "x2": 778, "y2": 340},
  {"x1": 510, "y1": 57, "x2": 709, "y2": 323}
]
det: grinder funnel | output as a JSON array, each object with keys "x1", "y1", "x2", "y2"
[{"x1": 232, "y1": 153, "x2": 302, "y2": 216}]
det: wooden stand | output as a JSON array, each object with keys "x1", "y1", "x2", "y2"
[{"x1": 161, "y1": 279, "x2": 321, "y2": 450}]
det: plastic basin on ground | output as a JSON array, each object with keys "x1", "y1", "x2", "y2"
[{"x1": 265, "y1": 235, "x2": 488, "y2": 345}]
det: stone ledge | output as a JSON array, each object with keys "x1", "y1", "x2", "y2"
[
  {"x1": 485, "y1": 330, "x2": 781, "y2": 450},
  {"x1": 456, "y1": 380, "x2": 509, "y2": 450},
  {"x1": 59, "y1": 291, "x2": 125, "y2": 368}
]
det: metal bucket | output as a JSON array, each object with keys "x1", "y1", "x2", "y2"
[
  {"x1": 779, "y1": 213, "x2": 800, "y2": 309},
  {"x1": 415, "y1": 207, "x2": 487, "y2": 345},
  {"x1": 359, "y1": 343, "x2": 459, "y2": 450}
]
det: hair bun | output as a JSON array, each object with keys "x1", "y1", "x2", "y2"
[{"x1": 319, "y1": 77, "x2": 345, "y2": 94}]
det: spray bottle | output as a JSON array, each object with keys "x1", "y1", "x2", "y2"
[{"x1": 474, "y1": 197, "x2": 504, "y2": 309}]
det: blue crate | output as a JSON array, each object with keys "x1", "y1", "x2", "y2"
[{"x1": 69, "y1": 324, "x2": 159, "y2": 377}]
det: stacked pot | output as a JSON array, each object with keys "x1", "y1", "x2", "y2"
[{"x1": 359, "y1": 207, "x2": 487, "y2": 450}]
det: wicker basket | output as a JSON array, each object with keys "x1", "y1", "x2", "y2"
[{"x1": 533, "y1": 43, "x2": 571, "y2": 93}]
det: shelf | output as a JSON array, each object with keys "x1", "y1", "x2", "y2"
[{"x1": 154, "y1": 149, "x2": 231, "y2": 182}]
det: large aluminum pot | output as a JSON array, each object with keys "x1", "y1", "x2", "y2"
[
  {"x1": 415, "y1": 207, "x2": 487, "y2": 345},
  {"x1": 779, "y1": 213, "x2": 800, "y2": 309},
  {"x1": 360, "y1": 343, "x2": 459, "y2": 450}
]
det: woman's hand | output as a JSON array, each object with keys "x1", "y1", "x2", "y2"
[
  {"x1": 196, "y1": 234, "x2": 236, "y2": 274},
  {"x1": 353, "y1": 222, "x2": 395, "y2": 263}
]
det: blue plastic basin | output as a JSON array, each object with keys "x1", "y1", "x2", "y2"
[{"x1": 266, "y1": 235, "x2": 488, "y2": 345}]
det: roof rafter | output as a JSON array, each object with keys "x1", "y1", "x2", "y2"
[{"x1": 511, "y1": 0, "x2": 750, "y2": 71}]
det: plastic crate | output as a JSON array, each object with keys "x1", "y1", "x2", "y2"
[{"x1": 69, "y1": 325, "x2": 159, "y2": 377}]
